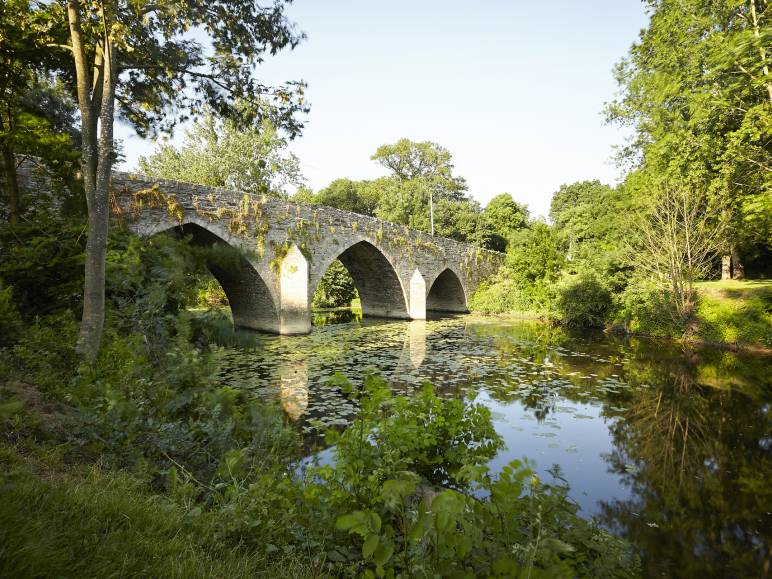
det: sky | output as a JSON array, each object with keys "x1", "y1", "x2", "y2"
[{"x1": 116, "y1": 0, "x2": 650, "y2": 219}]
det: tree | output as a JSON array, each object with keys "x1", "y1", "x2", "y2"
[
  {"x1": 632, "y1": 186, "x2": 724, "y2": 320},
  {"x1": 313, "y1": 260, "x2": 357, "y2": 308},
  {"x1": 59, "y1": 0, "x2": 307, "y2": 360},
  {"x1": 506, "y1": 222, "x2": 564, "y2": 286},
  {"x1": 370, "y1": 139, "x2": 479, "y2": 238},
  {"x1": 0, "y1": 0, "x2": 75, "y2": 223},
  {"x1": 138, "y1": 106, "x2": 302, "y2": 197},
  {"x1": 313, "y1": 178, "x2": 379, "y2": 215},
  {"x1": 548, "y1": 180, "x2": 640, "y2": 289},
  {"x1": 549, "y1": 180, "x2": 615, "y2": 253},
  {"x1": 480, "y1": 193, "x2": 529, "y2": 251},
  {"x1": 372, "y1": 138, "x2": 468, "y2": 235},
  {"x1": 371, "y1": 139, "x2": 467, "y2": 201},
  {"x1": 607, "y1": 0, "x2": 772, "y2": 280}
]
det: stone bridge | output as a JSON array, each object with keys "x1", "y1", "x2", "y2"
[{"x1": 109, "y1": 172, "x2": 503, "y2": 334}]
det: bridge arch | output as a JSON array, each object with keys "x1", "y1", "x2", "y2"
[
  {"x1": 427, "y1": 267, "x2": 468, "y2": 313},
  {"x1": 154, "y1": 220, "x2": 280, "y2": 332},
  {"x1": 313, "y1": 239, "x2": 409, "y2": 319}
]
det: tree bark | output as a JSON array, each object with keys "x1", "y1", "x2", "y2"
[
  {"x1": 0, "y1": 142, "x2": 19, "y2": 224},
  {"x1": 731, "y1": 245, "x2": 745, "y2": 280},
  {"x1": 721, "y1": 254, "x2": 731, "y2": 280}
]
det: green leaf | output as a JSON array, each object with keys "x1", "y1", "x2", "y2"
[
  {"x1": 373, "y1": 538, "x2": 394, "y2": 566},
  {"x1": 381, "y1": 478, "x2": 417, "y2": 509},
  {"x1": 362, "y1": 533, "x2": 379, "y2": 559}
]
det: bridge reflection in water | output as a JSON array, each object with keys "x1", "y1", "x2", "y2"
[{"x1": 277, "y1": 314, "x2": 430, "y2": 422}]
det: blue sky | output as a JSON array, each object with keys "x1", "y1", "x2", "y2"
[{"x1": 117, "y1": 1, "x2": 649, "y2": 219}]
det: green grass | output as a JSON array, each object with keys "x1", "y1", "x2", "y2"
[
  {"x1": 693, "y1": 280, "x2": 772, "y2": 349},
  {"x1": 0, "y1": 445, "x2": 316, "y2": 579}
]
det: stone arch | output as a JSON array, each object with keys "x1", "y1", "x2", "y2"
[
  {"x1": 315, "y1": 240, "x2": 409, "y2": 319},
  {"x1": 427, "y1": 268, "x2": 468, "y2": 313},
  {"x1": 154, "y1": 221, "x2": 280, "y2": 332}
]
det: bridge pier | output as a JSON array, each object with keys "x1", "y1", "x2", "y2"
[
  {"x1": 279, "y1": 245, "x2": 312, "y2": 334},
  {"x1": 409, "y1": 269, "x2": 427, "y2": 320}
]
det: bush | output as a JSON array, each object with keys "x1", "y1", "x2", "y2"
[
  {"x1": 0, "y1": 281, "x2": 22, "y2": 347},
  {"x1": 195, "y1": 276, "x2": 228, "y2": 308},
  {"x1": 470, "y1": 270, "x2": 555, "y2": 315},
  {"x1": 0, "y1": 214, "x2": 86, "y2": 318},
  {"x1": 552, "y1": 272, "x2": 612, "y2": 328},
  {"x1": 469, "y1": 278, "x2": 531, "y2": 314},
  {"x1": 611, "y1": 278, "x2": 682, "y2": 337}
]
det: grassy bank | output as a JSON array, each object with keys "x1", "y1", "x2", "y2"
[
  {"x1": 690, "y1": 280, "x2": 772, "y2": 350},
  {"x1": 0, "y1": 445, "x2": 298, "y2": 579}
]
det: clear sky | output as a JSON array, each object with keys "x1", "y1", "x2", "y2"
[{"x1": 116, "y1": 0, "x2": 649, "y2": 219}]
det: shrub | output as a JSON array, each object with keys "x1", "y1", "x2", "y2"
[
  {"x1": 0, "y1": 281, "x2": 22, "y2": 347},
  {"x1": 0, "y1": 214, "x2": 86, "y2": 318},
  {"x1": 195, "y1": 277, "x2": 228, "y2": 308},
  {"x1": 469, "y1": 278, "x2": 531, "y2": 314},
  {"x1": 611, "y1": 278, "x2": 682, "y2": 337},
  {"x1": 552, "y1": 272, "x2": 612, "y2": 328}
]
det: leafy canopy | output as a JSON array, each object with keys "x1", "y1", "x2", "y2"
[{"x1": 138, "y1": 105, "x2": 302, "y2": 196}]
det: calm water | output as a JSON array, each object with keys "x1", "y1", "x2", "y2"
[{"x1": 219, "y1": 312, "x2": 771, "y2": 577}]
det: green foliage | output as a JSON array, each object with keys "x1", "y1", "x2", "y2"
[
  {"x1": 470, "y1": 222, "x2": 563, "y2": 317},
  {"x1": 138, "y1": 106, "x2": 303, "y2": 197},
  {"x1": 301, "y1": 373, "x2": 639, "y2": 577},
  {"x1": 607, "y1": 0, "x2": 772, "y2": 272},
  {"x1": 0, "y1": 281, "x2": 21, "y2": 347},
  {"x1": 313, "y1": 260, "x2": 357, "y2": 309},
  {"x1": 469, "y1": 276, "x2": 535, "y2": 315},
  {"x1": 610, "y1": 278, "x2": 682, "y2": 337},
  {"x1": 550, "y1": 180, "x2": 637, "y2": 291},
  {"x1": 0, "y1": 1, "x2": 77, "y2": 222},
  {"x1": 371, "y1": 138, "x2": 467, "y2": 201},
  {"x1": 194, "y1": 276, "x2": 228, "y2": 308},
  {"x1": 292, "y1": 140, "x2": 529, "y2": 248},
  {"x1": 479, "y1": 193, "x2": 529, "y2": 251},
  {"x1": 0, "y1": 213, "x2": 86, "y2": 317},
  {"x1": 0, "y1": 451, "x2": 312, "y2": 578},
  {"x1": 692, "y1": 281, "x2": 772, "y2": 347},
  {"x1": 313, "y1": 178, "x2": 380, "y2": 215},
  {"x1": 2, "y1": 312, "x2": 80, "y2": 394},
  {"x1": 553, "y1": 272, "x2": 613, "y2": 328}
]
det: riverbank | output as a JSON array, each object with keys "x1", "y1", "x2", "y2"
[{"x1": 471, "y1": 279, "x2": 772, "y2": 354}]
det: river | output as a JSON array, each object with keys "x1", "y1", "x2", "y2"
[{"x1": 218, "y1": 312, "x2": 771, "y2": 577}]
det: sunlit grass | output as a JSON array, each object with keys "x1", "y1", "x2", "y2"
[{"x1": 694, "y1": 280, "x2": 772, "y2": 348}]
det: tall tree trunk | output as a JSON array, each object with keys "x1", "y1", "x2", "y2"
[
  {"x1": 0, "y1": 142, "x2": 19, "y2": 224},
  {"x1": 721, "y1": 254, "x2": 731, "y2": 280},
  {"x1": 731, "y1": 245, "x2": 745, "y2": 280}
]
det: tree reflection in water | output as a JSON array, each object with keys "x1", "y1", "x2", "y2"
[{"x1": 598, "y1": 346, "x2": 771, "y2": 578}]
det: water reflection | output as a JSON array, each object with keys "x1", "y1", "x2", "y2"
[
  {"x1": 219, "y1": 315, "x2": 771, "y2": 576},
  {"x1": 397, "y1": 320, "x2": 427, "y2": 370},
  {"x1": 312, "y1": 307, "x2": 362, "y2": 326},
  {"x1": 279, "y1": 359, "x2": 308, "y2": 421}
]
